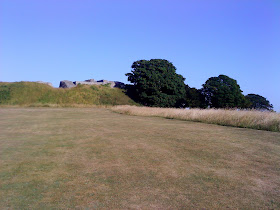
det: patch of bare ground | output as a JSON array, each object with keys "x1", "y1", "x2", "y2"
[{"x1": 0, "y1": 107, "x2": 280, "y2": 209}]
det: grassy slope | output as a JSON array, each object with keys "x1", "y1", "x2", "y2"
[
  {"x1": 0, "y1": 82, "x2": 137, "y2": 106},
  {"x1": 1, "y1": 108, "x2": 280, "y2": 209}
]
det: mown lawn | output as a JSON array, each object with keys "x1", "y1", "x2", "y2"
[{"x1": 0, "y1": 108, "x2": 280, "y2": 209}]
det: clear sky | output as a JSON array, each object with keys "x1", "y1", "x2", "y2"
[{"x1": 1, "y1": 0, "x2": 280, "y2": 111}]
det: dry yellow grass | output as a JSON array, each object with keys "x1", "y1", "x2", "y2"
[
  {"x1": 112, "y1": 105, "x2": 280, "y2": 132},
  {"x1": 1, "y1": 108, "x2": 280, "y2": 208}
]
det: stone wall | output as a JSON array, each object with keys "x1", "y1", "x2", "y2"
[
  {"x1": 59, "y1": 80, "x2": 76, "y2": 88},
  {"x1": 59, "y1": 79, "x2": 125, "y2": 89},
  {"x1": 35, "y1": 81, "x2": 53, "y2": 87}
]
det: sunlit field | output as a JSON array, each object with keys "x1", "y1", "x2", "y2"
[
  {"x1": 112, "y1": 105, "x2": 280, "y2": 132},
  {"x1": 1, "y1": 108, "x2": 280, "y2": 209}
]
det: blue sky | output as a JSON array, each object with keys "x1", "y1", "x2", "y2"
[{"x1": 1, "y1": 0, "x2": 280, "y2": 111}]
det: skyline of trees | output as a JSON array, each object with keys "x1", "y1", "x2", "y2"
[{"x1": 126, "y1": 59, "x2": 273, "y2": 110}]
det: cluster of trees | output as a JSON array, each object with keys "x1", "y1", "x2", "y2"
[{"x1": 126, "y1": 59, "x2": 273, "y2": 110}]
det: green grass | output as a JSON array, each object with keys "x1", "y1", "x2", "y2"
[
  {"x1": 1, "y1": 108, "x2": 280, "y2": 209},
  {"x1": 0, "y1": 82, "x2": 137, "y2": 106}
]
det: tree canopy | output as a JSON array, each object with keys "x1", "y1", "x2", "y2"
[
  {"x1": 245, "y1": 94, "x2": 273, "y2": 110},
  {"x1": 125, "y1": 59, "x2": 186, "y2": 107},
  {"x1": 201, "y1": 75, "x2": 246, "y2": 108},
  {"x1": 185, "y1": 85, "x2": 206, "y2": 108}
]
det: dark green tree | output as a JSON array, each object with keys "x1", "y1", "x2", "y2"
[
  {"x1": 245, "y1": 94, "x2": 273, "y2": 110},
  {"x1": 185, "y1": 85, "x2": 206, "y2": 108},
  {"x1": 125, "y1": 59, "x2": 186, "y2": 107},
  {"x1": 201, "y1": 75, "x2": 246, "y2": 108}
]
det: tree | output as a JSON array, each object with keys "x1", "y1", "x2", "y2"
[
  {"x1": 201, "y1": 75, "x2": 246, "y2": 108},
  {"x1": 185, "y1": 85, "x2": 206, "y2": 108},
  {"x1": 125, "y1": 59, "x2": 186, "y2": 107},
  {"x1": 245, "y1": 94, "x2": 273, "y2": 110}
]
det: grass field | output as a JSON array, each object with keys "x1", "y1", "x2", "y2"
[
  {"x1": 1, "y1": 108, "x2": 280, "y2": 209},
  {"x1": 112, "y1": 105, "x2": 280, "y2": 132}
]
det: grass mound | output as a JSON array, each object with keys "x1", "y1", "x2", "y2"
[{"x1": 0, "y1": 82, "x2": 137, "y2": 106}]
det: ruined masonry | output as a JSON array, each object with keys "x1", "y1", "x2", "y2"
[{"x1": 59, "y1": 79, "x2": 125, "y2": 89}]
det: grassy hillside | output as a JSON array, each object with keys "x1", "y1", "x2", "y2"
[
  {"x1": 0, "y1": 82, "x2": 137, "y2": 106},
  {"x1": 1, "y1": 108, "x2": 280, "y2": 209}
]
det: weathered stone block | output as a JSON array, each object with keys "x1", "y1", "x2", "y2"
[{"x1": 59, "y1": 80, "x2": 76, "y2": 88}]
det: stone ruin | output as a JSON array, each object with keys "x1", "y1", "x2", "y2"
[
  {"x1": 59, "y1": 80, "x2": 76, "y2": 88},
  {"x1": 59, "y1": 79, "x2": 125, "y2": 89},
  {"x1": 35, "y1": 81, "x2": 53, "y2": 87}
]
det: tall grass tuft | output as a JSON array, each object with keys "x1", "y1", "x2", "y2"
[{"x1": 112, "y1": 105, "x2": 280, "y2": 132}]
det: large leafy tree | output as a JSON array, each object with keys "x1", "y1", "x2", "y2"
[
  {"x1": 125, "y1": 59, "x2": 186, "y2": 107},
  {"x1": 201, "y1": 75, "x2": 246, "y2": 108},
  {"x1": 185, "y1": 85, "x2": 206, "y2": 108},
  {"x1": 245, "y1": 94, "x2": 273, "y2": 110}
]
